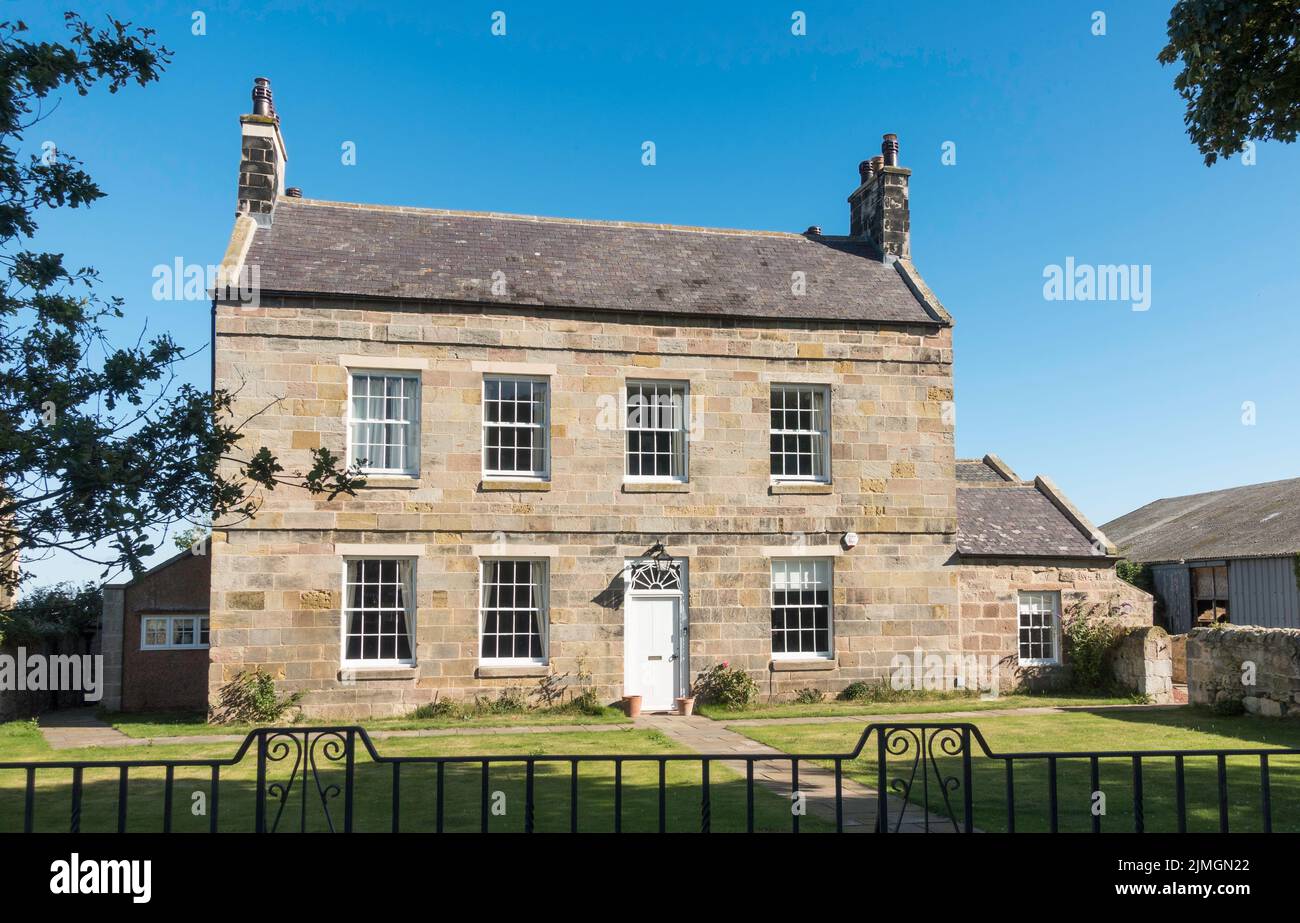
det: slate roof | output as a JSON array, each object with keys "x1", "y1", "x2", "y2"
[
  {"x1": 956, "y1": 456, "x2": 1105, "y2": 558},
  {"x1": 243, "y1": 198, "x2": 944, "y2": 326},
  {"x1": 957, "y1": 458, "x2": 1010, "y2": 483},
  {"x1": 1101, "y1": 478, "x2": 1300, "y2": 564}
]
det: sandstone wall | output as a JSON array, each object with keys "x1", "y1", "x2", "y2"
[
  {"x1": 1108, "y1": 626, "x2": 1173, "y2": 704},
  {"x1": 1187, "y1": 626, "x2": 1300, "y2": 716},
  {"x1": 957, "y1": 560, "x2": 1153, "y2": 692},
  {"x1": 211, "y1": 298, "x2": 957, "y2": 717}
]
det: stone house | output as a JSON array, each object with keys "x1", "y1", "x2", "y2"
[
  {"x1": 96, "y1": 81, "x2": 1152, "y2": 717},
  {"x1": 954, "y1": 455, "x2": 1153, "y2": 692}
]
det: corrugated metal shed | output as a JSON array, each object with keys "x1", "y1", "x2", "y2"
[
  {"x1": 1151, "y1": 556, "x2": 1299, "y2": 631},
  {"x1": 1228, "y1": 557, "x2": 1300, "y2": 628}
]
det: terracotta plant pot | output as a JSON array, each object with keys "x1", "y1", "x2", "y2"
[
  {"x1": 623, "y1": 695, "x2": 642, "y2": 718},
  {"x1": 676, "y1": 696, "x2": 696, "y2": 716}
]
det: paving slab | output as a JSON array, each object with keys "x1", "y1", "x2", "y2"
[{"x1": 38, "y1": 708, "x2": 136, "y2": 750}]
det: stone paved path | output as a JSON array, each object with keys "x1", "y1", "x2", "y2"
[
  {"x1": 38, "y1": 708, "x2": 135, "y2": 750},
  {"x1": 636, "y1": 713, "x2": 965, "y2": 832}
]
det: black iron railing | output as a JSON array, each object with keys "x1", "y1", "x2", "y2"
[{"x1": 2, "y1": 722, "x2": 1297, "y2": 833}]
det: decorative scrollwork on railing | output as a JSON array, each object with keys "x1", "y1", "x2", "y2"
[
  {"x1": 881, "y1": 726, "x2": 967, "y2": 833},
  {"x1": 924, "y1": 727, "x2": 966, "y2": 832},
  {"x1": 262, "y1": 732, "x2": 303, "y2": 833},
  {"x1": 884, "y1": 727, "x2": 920, "y2": 833},
  {"x1": 258, "y1": 729, "x2": 353, "y2": 833},
  {"x1": 308, "y1": 730, "x2": 349, "y2": 833}
]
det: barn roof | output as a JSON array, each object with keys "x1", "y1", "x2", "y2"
[{"x1": 1102, "y1": 477, "x2": 1300, "y2": 564}]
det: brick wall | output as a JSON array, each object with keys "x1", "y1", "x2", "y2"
[
  {"x1": 211, "y1": 298, "x2": 956, "y2": 717},
  {"x1": 121, "y1": 551, "x2": 210, "y2": 712}
]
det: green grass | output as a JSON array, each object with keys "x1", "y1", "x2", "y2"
[
  {"x1": 103, "y1": 707, "x2": 629, "y2": 739},
  {"x1": 0, "y1": 723, "x2": 827, "y2": 833},
  {"x1": 735, "y1": 708, "x2": 1300, "y2": 833},
  {"x1": 0, "y1": 719, "x2": 48, "y2": 760},
  {"x1": 698, "y1": 692, "x2": 1135, "y2": 721}
]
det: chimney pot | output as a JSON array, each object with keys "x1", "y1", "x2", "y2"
[
  {"x1": 881, "y1": 133, "x2": 899, "y2": 167},
  {"x1": 285, "y1": 186, "x2": 303, "y2": 197},
  {"x1": 238, "y1": 77, "x2": 288, "y2": 225},
  {"x1": 252, "y1": 77, "x2": 276, "y2": 118},
  {"x1": 846, "y1": 134, "x2": 910, "y2": 258}
]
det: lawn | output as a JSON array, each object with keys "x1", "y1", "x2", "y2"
[
  {"x1": 735, "y1": 708, "x2": 1300, "y2": 833},
  {"x1": 698, "y1": 692, "x2": 1135, "y2": 721},
  {"x1": 103, "y1": 707, "x2": 629, "y2": 739},
  {"x1": 0, "y1": 721, "x2": 827, "y2": 834}
]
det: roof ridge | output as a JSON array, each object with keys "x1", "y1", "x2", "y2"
[
  {"x1": 1144, "y1": 475, "x2": 1300, "y2": 506},
  {"x1": 281, "y1": 196, "x2": 818, "y2": 240}
]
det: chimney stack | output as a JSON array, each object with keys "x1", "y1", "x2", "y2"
[
  {"x1": 848, "y1": 134, "x2": 910, "y2": 259},
  {"x1": 237, "y1": 77, "x2": 288, "y2": 226}
]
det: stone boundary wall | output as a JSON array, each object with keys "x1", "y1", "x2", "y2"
[
  {"x1": 1187, "y1": 626, "x2": 1300, "y2": 717},
  {"x1": 1108, "y1": 626, "x2": 1173, "y2": 704}
]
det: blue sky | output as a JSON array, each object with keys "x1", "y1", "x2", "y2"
[{"x1": 20, "y1": 1, "x2": 1300, "y2": 587}]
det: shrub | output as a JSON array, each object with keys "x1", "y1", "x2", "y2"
[
  {"x1": 839, "y1": 680, "x2": 906, "y2": 703},
  {"x1": 1116, "y1": 559, "x2": 1153, "y2": 593},
  {"x1": 569, "y1": 687, "x2": 606, "y2": 715},
  {"x1": 210, "y1": 670, "x2": 304, "y2": 724},
  {"x1": 1061, "y1": 601, "x2": 1125, "y2": 691},
  {"x1": 0, "y1": 582, "x2": 100, "y2": 645},
  {"x1": 792, "y1": 687, "x2": 825, "y2": 704},
  {"x1": 479, "y1": 686, "x2": 528, "y2": 713},
  {"x1": 410, "y1": 697, "x2": 459, "y2": 720},
  {"x1": 692, "y1": 662, "x2": 757, "y2": 710}
]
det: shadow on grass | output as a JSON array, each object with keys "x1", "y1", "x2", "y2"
[
  {"x1": 850, "y1": 708, "x2": 1300, "y2": 833},
  {"x1": 0, "y1": 756, "x2": 830, "y2": 834}
]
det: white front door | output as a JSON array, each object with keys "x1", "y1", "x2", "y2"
[{"x1": 626, "y1": 595, "x2": 680, "y2": 711}]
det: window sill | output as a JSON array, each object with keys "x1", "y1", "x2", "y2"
[
  {"x1": 769, "y1": 482, "x2": 833, "y2": 495},
  {"x1": 357, "y1": 475, "x2": 421, "y2": 490},
  {"x1": 622, "y1": 481, "x2": 690, "y2": 494},
  {"x1": 479, "y1": 479, "x2": 551, "y2": 492},
  {"x1": 769, "y1": 658, "x2": 837, "y2": 672},
  {"x1": 338, "y1": 666, "x2": 418, "y2": 682},
  {"x1": 476, "y1": 665, "x2": 551, "y2": 679}
]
